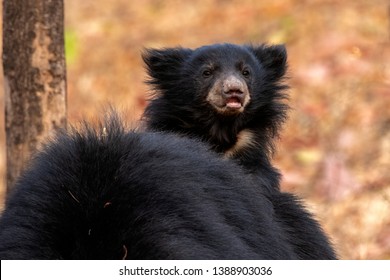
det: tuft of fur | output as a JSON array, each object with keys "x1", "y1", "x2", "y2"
[
  {"x1": 142, "y1": 43, "x2": 337, "y2": 259},
  {"x1": 0, "y1": 115, "x2": 302, "y2": 260}
]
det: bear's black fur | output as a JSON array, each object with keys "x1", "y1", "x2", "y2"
[
  {"x1": 142, "y1": 43, "x2": 337, "y2": 259},
  {"x1": 0, "y1": 116, "x2": 300, "y2": 259}
]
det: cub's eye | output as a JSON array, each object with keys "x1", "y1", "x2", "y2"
[
  {"x1": 202, "y1": 69, "x2": 212, "y2": 78},
  {"x1": 242, "y1": 69, "x2": 251, "y2": 77}
]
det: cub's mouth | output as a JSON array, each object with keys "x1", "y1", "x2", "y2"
[
  {"x1": 206, "y1": 75, "x2": 251, "y2": 116},
  {"x1": 225, "y1": 95, "x2": 245, "y2": 110},
  {"x1": 207, "y1": 92, "x2": 250, "y2": 116},
  {"x1": 206, "y1": 88, "x2": 251, "y2": 116}
]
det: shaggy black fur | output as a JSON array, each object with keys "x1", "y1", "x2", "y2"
[
  {"x1": 142, "y1": 43, "x2": 337, "y2": 259},
  {"x1": 0, "y1": 117, "x2": 300, "y2": 260}
]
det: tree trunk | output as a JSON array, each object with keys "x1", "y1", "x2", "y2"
[{"x1": 3, "y1": 0, "x2": 67, "y2": 193}]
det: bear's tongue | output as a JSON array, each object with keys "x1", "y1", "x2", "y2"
[{"x1": 226, "y1": 97, "x2": 242, "y2": 109}]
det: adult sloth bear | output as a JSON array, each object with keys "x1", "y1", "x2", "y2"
[
  {"x1": 0, "y1": 116, "x2": 299, "y2": 260},
  {"x1": 142, "y1": 43, "x2": 337, "y2": 259}
]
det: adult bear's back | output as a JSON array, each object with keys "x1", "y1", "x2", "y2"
[{"x1": 0, "y1": 116, "x2": 296, "y2": 259}]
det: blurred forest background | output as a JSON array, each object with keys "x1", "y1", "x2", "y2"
[{"x1": 0, "y1": 0, "x2": 389, "y2": 259}]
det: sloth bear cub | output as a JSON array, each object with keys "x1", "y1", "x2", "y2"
[
  {"x1": 0, "y1": 117, "x2": 299, "y2": 259},
  {"x1": 142, "y1": 43, "x2": 288, "y2": 185},
  {"x1": 142, "y1": 43, "x2": 337, "y2": 259}
]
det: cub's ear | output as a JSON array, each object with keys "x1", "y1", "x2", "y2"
[
  {"x1": 248, "y1": 44, "x2": 287, "y2": 80},
  {"x1": 142, "y1": 48, "x2": 192, "y2": 92}
]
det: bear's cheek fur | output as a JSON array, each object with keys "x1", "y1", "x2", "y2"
[{"x1": 205, "y1": 76, "x2": 251, "y2": 116}]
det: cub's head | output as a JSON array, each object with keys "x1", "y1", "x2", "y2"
[{"x1": 143, "y1": 43, "x2": 288, "y2": 118}]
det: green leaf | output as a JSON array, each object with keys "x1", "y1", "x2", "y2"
[{"x1": 65, "y1": 29, "x2": 78, "y2": 65}]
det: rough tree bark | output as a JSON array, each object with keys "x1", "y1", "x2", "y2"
[{"x1": 3, "y1": 0, "x2": 67, "y2": 193}]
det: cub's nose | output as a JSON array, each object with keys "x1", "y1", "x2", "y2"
[
  {"x1": 221, "y1": 75, "x2": 248, "y2": 110},
  {"x1": 222, "y1": 75, "x2": 245, "y2": 96}
]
